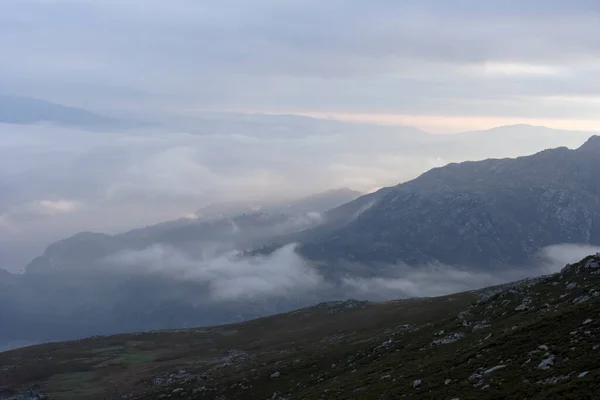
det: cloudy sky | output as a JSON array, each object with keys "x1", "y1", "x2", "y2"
[
  {"x1": 2, "y1": 0, "x2": 600, "y2": 132},
  {"x1": 1, "y1": 0, "x2": 599, "y2": 270}
]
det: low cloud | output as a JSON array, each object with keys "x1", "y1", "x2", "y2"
[
  {"x1": 103, "y1": 242, "x2": 599, "y2": 304},
  {"x1": 36, "y1": 200, "x2": 79, "y2": 215},
  {"x1": 342, "y1": 266, "x2": 508, "y2": 299},
  {"x1": 4, "y1": 240, "x2": 598, "y2": 348},
  {"x1": 341, "y1": 243, "x2": 600, "y2": 300},
  {"x1": 0, "y1": 118, "x2": 593, "y2": 273},
  {"x1": 269, "y1": 212, "x2": 324, "y2": 234},
  {"x1": 536, "y1": 243, "x2": 600, "y2": 270},
  {"x1": 105, "y1": 244, "x2": 325, "y2": 302},
  {"x1": 0, "y1": 199, "x2": 80, "y2": 223}
]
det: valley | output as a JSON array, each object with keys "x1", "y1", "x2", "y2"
[{"x1": 2, "y1": 254, "x2": 600, "y2": 399}]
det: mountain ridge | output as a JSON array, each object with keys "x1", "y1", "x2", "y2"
[
  {"x1": 4, "y1": 140, "x2": 600, "y2": 357},
  {"x1": 578, "y1": 135, "x2": 600, "y2": 152},
  {"x1": 22, "y1": 188, "x2": 361, "y2": 275},
  {"x1": 0, "y1": 94, "x2": 134, "y2": 130},
  {"x1": 291, "y1": 137, "x2": 600, "y2": 269}
]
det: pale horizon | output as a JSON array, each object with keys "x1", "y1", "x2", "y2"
[{"x1": 194, "y1": 109, "x2": 600, "y2": 134}]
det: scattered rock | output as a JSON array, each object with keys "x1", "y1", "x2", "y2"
[
  {"x1": 573, "y1": 295, "x2": 590, "y2": 304},
  {"x1": 483, "y1": 365, "x2": 506, "y2": 375},
  {"x1": 468, "y1": 372, "x2": 482, "y2": 381},
  {"x1": 0, "y1": 392, "x2": 48, "y2": 400},
  {"x1": 432, "y1": 332, "x2": 464, "y2": 345},
  {"x1": 538, "y1": 355, "x2": 555, "y2": 370},
  {"x1": 515, "y1": 297, "x2": 533, "y2": 311},
  {"x1": 537, "y1": 375, "x2": 571, "y2": 385},
  {"x1": 472, "y1": 322, "x2": 491, "y2": 331}
]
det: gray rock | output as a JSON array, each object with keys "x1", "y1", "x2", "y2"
[
  {"x1": 565, "y1": 282, "x2": 578, "y2": 291},
  {"x1": 483, "y1": 365, "x2": 506, "y2": 375},
  {"x1": 573, "y1": 295, "x2": 590, "y2": 304},
  {"x1": 538, "y1": 355, "x2": 555, "y2": 370}
]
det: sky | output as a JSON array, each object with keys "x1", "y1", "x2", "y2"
[
  {"x1": 1, "y1": 0, "x2": 600, "y2": 270},
  {"x1": 1, "y1": 0, "x2": 600, "y2": 132}
]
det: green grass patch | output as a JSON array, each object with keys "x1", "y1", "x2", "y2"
[
  {"x1": 93, "y1": 350, "x2": 157, "y2": 368},
  {"x1": 46, "y1": 371, "x2": 103, "y2": 400}
]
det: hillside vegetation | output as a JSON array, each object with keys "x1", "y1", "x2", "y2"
[{"x1": 2, "y1": 254, "x2": 600, "y2": 399}]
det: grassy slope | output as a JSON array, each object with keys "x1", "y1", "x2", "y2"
[{"x1": 2, "y1": 255, "x2": 600, "y2": 400}]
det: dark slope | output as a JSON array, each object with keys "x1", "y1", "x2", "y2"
[
  {"x1": 2, "y1": 254, "x2": 600, "y2": 399},
  {"x1": 296, "y1": 137, "x2": 600, "y2": 268}
]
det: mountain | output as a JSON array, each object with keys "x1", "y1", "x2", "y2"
[
  {"x1": 24, "y1": 213, "x2": 316, "y2": 275},
  {"x1": 292, "y1": 136, "x2": 600, "y2": 269},
  {"x1": 24, "y1": 189, "x2": 360, "y2": 275},
  {"x1": 2, "y1": 254, "x2": 600, "y2": 399},
  {"x1": 0, "y1": 189, "x2": 362, "y2": 347},
  {"x1": 0, "y1": 94, "x2": 131, "y2": 129},
  {"x1": 7, "y1": 138, "x2": 600, "y2": 351}
]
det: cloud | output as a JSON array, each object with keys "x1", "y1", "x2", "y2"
[
  {"x1": 1, "y1": 0, "x2": 600, "y2": 125},
  {"x1": 102, "y1": 242, "x2": 598, "y2": 303},
  {"x1": 343, "y1": 243, "x2": 600, "y2": 300},
  {"x1": 341, "y1": 267, "x2": 506, "y2": 299},
  {"x1": 0, "y1": 199, "x2": 79, "y2": 223},
  {"x1": 340, "y1": 263, "x2": 550, "y2": 300},
  {"x1": 536, "y1": 243, "x2": 600, "y2": 269},
  {"x1": 36, "y1": 200, "x2": 79, "y2": 215},
  {"x1": 105, "y1": 243, "x2": 325, "y2": 302},
  {"x1": 0, "y1": 118, "x2": 594, "y2": 274}
]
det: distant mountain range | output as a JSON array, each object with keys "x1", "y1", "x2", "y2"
[
  {"x1": 24, "y1": 188, "x2": 360, "y2": 274},
  {"x1": 0, "y1": 94, "x2": 134, "y2": 129},
  {"x1": 3, "y1": 137, "x2": 600, "y2": 349},
  {"x1": 290, "y1": 136, "x2": 600, "y2": 269},
  {"x1": 0, "y1": 188, "x2": 361, "y2": 347}
]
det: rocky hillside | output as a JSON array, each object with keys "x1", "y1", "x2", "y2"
[
  {"x1": 2, "y1": 254, "x2": 600, "y2": 399},
  {"x1": 296, "y1": 136, "x2": 600, "y2": 269}
]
